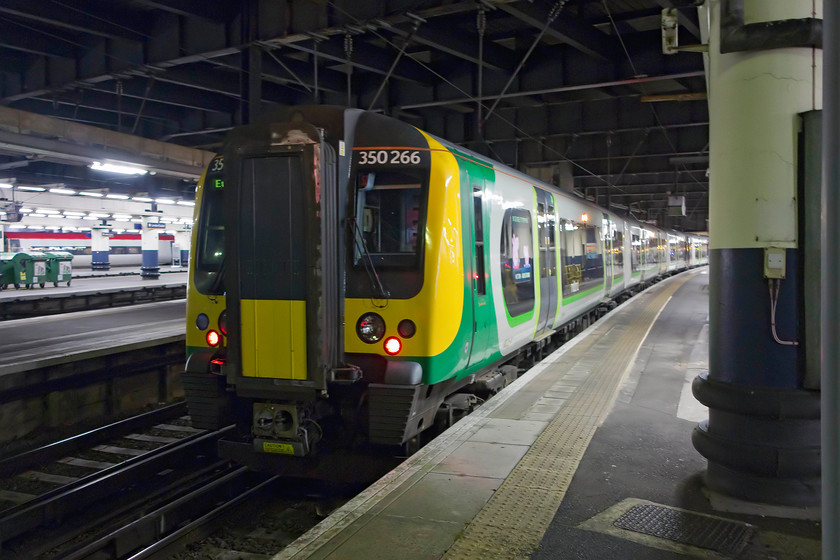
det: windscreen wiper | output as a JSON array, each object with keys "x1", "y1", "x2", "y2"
[{"x1": 347, "y1": 217, "x2": 389, "y2": 301}]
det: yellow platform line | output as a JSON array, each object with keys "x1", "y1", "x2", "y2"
[{"x1": 442, "y1": 273, "x2": 694, "y2": 560}]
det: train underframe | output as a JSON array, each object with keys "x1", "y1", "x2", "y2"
[{"x1": 181, "y1": 289, "x2": 653, "y2": 479}]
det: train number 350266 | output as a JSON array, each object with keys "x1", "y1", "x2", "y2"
[{"x1": 357, "y1": 149, "x2": 421, "y2": 165}]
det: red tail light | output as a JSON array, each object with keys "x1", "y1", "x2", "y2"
[
  {"x1": 206, "y1": 330, "x2": 221, "y2": 347},
  {"x1": 384, "y1": 337, "x2": 402, "y2": 355}
]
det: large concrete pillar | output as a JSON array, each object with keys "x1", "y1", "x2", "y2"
[
  {"x1": 141, "y1": 215, "x2": 161, "y2": 279},
  {"x1": 692, "y1": 0, "x2": 822, "y2": 506},
  {"x1": 90, "y1": 226, "x2": 111, "y2": 270}
]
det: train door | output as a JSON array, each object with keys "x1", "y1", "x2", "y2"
[
  {"x1": 466, "y1": 168, "x2": 494, "y2": 368},
  {"x1": 536, "y1": 189, "x2": 557, "y2": 333},
  {"x1": 225, "y1": 124, "x2": 338, "y2": 390}
]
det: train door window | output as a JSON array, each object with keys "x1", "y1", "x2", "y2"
[
  {"x1": 559, "y1": 218, "x2": 603, "y2": 297},
  {"x1": 499, "y1": 208, "x2": 534, "y2": 317},
  {"x1": 630, "y1": 227, "x2": 641, "y2": 273},
  {"x1": 613, "y1": 228, "x2": 624, "y2": 269},
  {"x1": 538, "y1": 202, "x2": 546, "y2": 278},
  {"x1": 547, "y1": 202, "x2": 556, "y2": 278},
  {"x1": 473, "y1": 185, "x2": 485, "y2": 295}
]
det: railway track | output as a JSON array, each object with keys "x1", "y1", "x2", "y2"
[{"x1": 0, "y1": 403, "x2": 237, "y2": 558}]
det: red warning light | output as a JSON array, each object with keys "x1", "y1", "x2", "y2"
[
  {"x1": 384, "y1": 337, "x2": 402, "y2": 355},
  {"x1": 206, "y1": 330, "x2": 221, "y2": 347}
]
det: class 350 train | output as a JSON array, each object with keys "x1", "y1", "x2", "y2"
[{"x1": 182, "y1": 106, "x2": 707, "y2": 475}]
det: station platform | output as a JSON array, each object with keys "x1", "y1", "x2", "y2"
[{"x1": 277, "y1": 269, "x2": 822, "y2": 560}]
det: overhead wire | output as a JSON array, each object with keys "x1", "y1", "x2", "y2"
[{"x1": 324, "y1": 0, "x2": 613, "y2": 188}]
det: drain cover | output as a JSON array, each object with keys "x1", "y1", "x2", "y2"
[{"x1": 613, "y1": 504, "x2": 754, "y2": 555}]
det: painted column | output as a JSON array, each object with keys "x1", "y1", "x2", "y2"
[
  {"x1": 174, "y1": 230, "x2": 190, "y2": 267},
  {"x1": 692, "y1": 0, "x2": 822, "y2": 506},
  {"x1": 141, "y1": 215, "x2": 161, "y2": 279},
  {"x1": 90, "y1": 226, "x2": 111, "y2": 270}
]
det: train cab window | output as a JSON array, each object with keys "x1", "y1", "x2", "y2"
[
  {"x1": 499, "y1": 208, "x2": 534, "y2": 318},
  {"x1": 348, "y1": 168, "x2": 427, "y2": 299},
  {"x1": 473, "y1": 185, "x2": 486, "y2": 296},
  {"x1": 353, "y1": 169, "x2": 424, "y2": 266},
  {"x1": 559, "y1": 218, "x2": 603, "y2": 298},
  {"x1": 194, "y1": 156, "x2": 226, "y2": 295}
]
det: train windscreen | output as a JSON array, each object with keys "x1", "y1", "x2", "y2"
[
  {"x1": 348, "y1": 168, "x2": 426, "y2": 299},
  {"x1": 195, "y1": 156, "x2": 226, "y2": 295}
]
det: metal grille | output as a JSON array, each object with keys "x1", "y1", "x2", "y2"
[{"x1": 613, "y1": 504, "x2": 754, "y2": 555}]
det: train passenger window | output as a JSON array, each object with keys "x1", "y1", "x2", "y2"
[
  {"x1": 499, "y1": 208, "x2": 534, "y2": 318},
  {"x1": 194, "y1": 156, "x2": 226, "y2": 295},
  {"x1": 353, "y1": 169, "x2": 425, "y2": 267},
  {"x1": 559, "y1": 219, "x2": 603, "y2": 298}
]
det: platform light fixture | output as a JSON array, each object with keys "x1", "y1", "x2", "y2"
[
  {"x1": 17, "y1": 186, "x2": 45, "y2": 192},
  {"x1": 50, "y1": 188, "x2": 77, "y2": 195},
  {"x1": 176, "y1": 200, "x2": 195, "y2": 206},
  {"x1": 0, "y1": 183, "x2": 12, "y2": 189},
  {"x1": 156, "y1": 199, "x2": 175, "y2": 205},
  {"x1": 63, "y1": 211, "x2": 85, "y2": 216},
  {"x1": 36, "y1": 209, "x2": 61, "y2": 214},
  {"x1": 106, "y1": 194, "x2": 130, "y2": 200},
  {"x1": 90, "y1": 161, "x2": 148, "y2": 175},
  {"x1": 132, "y1": 196, "x2": 153, "y2": 202},
  {"x1": 79, "y1": 191, "x2": 104, "y2": 198}
]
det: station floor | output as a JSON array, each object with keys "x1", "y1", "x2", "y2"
[{"x1": 275, "y1": 269, "x2": 822, "y2": 560}]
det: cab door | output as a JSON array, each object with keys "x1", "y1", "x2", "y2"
[{"x1": 466, "y1": 166, "x2": 494, "y2": 368}]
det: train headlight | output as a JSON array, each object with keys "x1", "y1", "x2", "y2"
[
  {"x1": 206, "y1": 330, "x2": 221, "y2": 347},
  {"x1": 397, "y1": 319, "x2": 416, "y2": 338},
  {"x1": 384, "y1": 337, "x2": 402, "y2": 355},
  {"x1": 196, "y1": 313, "x2": 209, "y2": 330},
  {"x1": 356, "y1": 313, "x2": 385, "y2": 343},
  {"x1": 218, "y1": 310, "x2": 227, "y2": 336}
]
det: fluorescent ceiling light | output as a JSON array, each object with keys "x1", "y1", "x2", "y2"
[
  {"x1": 50, "y1": 188, "x2": 77, "y2": 195},
  {"x1": 90, "y1": 161, "x2": 148, "y2": 175},
  {"x1": 88, "y1": 213, "x2": 110, "y2": 218},
  {"x1": 20, "y1": 207, "x2": 33, "y2": 213},
  {"x1": 112, "y1": 214, "x2": 133, "y2": 220},
  {"x1": 82, "y1": 216, "x2": 99, "y2": 221},
  {"x1": 0, "y1": 183, "x2": 12, "y2": 189},
  {"x1": 36, "y1": 209, "x2": 61, "y2": 214},
  {"x1": 29, "y1": 213, "x2": 46, "y2": 217},
  {"x1": 156, "y1": 199, "x2": 175, "y2": 204},
  {"x1": 17, "y1": 186, "x2": 46, "y2": 192},
  {"x1": 106, "y1": 194, "x2": 130, "y2": 200},
  {"x1": 132, "y1": 196, "x2": 153, "y2": 202},
  {"x1": 176, "y1": 200, "x2": 195, "y2": 206},
  {"x1": 63, "y1": 211, "x2": 85, "y2": 216},
  {"x1": 79, "y1": 191, "x2": 104, "y2": 198}
]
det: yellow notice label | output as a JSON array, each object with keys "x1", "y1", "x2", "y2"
[{"x1": 262, "y1": 441, "x2": 295, "y2": 455}]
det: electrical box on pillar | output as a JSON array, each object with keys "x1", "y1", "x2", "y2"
[{"x1": 763, "y1": 247, "x2": 786, "y2": 279}]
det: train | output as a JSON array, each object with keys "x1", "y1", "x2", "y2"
[
  {"x1": 3, "y1": 231, "x2": 178, "y2": 268},
  {"x1": 182, "y1": 106, "x2": 708, "y2": 476}
]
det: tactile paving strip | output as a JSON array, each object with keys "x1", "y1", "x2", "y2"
[
  {"x1": 613, "y1": 504, "x2": 754, "y2": 555},
  {"x1": 442, "y1": 273, "x2": 694, "y2": 560}
]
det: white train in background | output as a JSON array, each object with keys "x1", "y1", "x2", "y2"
[{"x1": 3, "y1": 231, "x2": 179, "y2": 268}]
